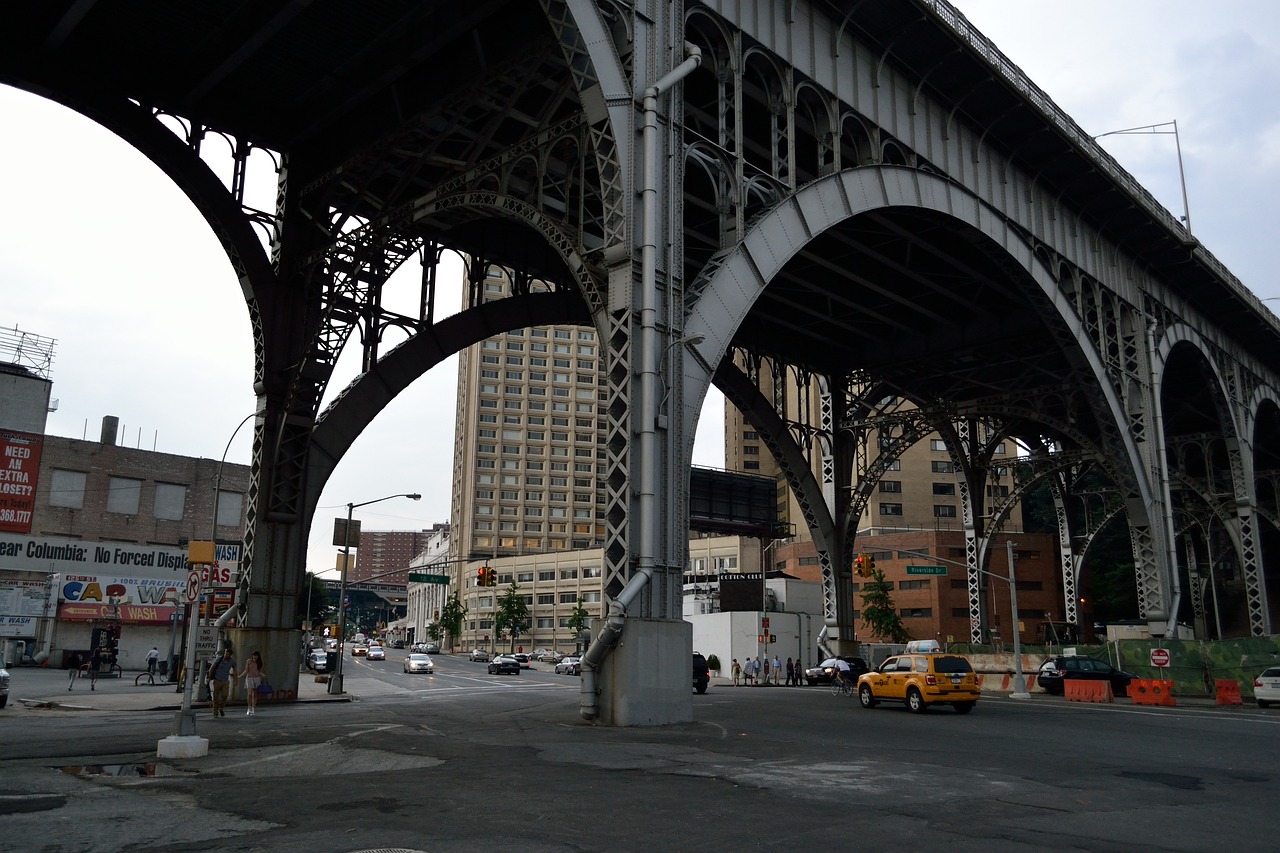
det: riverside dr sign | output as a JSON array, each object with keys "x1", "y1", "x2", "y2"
[{"x1": 905, "y1": 565, "x2": 948, "y2": 576}]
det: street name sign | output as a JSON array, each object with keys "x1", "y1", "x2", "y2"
[
  {"x1": 906, "y1": 565, "x2": 948, "y2": 576},
  {"x1": 408, "y1": 573, "x2": 450, "y2": 584}
]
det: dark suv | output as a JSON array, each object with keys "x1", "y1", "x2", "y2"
[
  {"x1": 1037, "y1": 655, "x2": 1136, "y2": 697},
  {"x1": 693, "y1": 653, "x2": 710, "y2": 694}
]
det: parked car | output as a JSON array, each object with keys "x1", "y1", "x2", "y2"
[
  {"x1": 469, "y1": 649, "x2": 491, "y2": 662},
  {"x1": 424, "y1": 643, "x2": 441, "y2": 655},
  {"x1": 0, "y1": 657, "x2": 9, "y2": 708},
  {"x1": 391, "y1": 640, "x2": 405, "y2": 649},
  {"x1": 366, "y1": 645, "x2": 385, "y2": 661},
  {"x1": 857, "y1": 653, "x2": 980, "y2": 713},
  {"x1": 693, "y1": 652, "x2": 710, "y2": 694},
  {"x1": 307, "y1": 649, "x2": 329, "y2": 672},
  {"x1": 512, "y1": 653, "x2": 531, "y2": 668},
  {"x1": 1037, "y1": 655, "x2": 1136, "y2": 698},
  {"x1": 555, "y1": 655, "x2": 581, "y2": 675},
  {"x1": 1253, "y1": 666, "x2": 1280, "y2": 707},
  {"x1": 539, "y1": 650, "x2": 565, "y2": 663},
  {"x1": 404, "y1": 653, "x2": 434, "y2": 674},
  {"x1": 804, "y1": 656, "x2": 870, "y2": 685},
  {"x1": 488, "y1": 655, "x2": 520, "y2": 675}
]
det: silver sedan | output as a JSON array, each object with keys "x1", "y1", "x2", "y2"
[{"x1": 403, "y1": 653, "x2": 434, "y2": 674}]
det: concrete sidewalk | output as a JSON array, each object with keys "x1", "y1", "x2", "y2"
[{"x1": 7, "y1": 664, "x2": 349, "y2": 714}]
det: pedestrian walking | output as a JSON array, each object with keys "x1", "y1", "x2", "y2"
[
  {"x1": 88, "y1": 646, "x2": 104, "y2": 691},
  {"x1": 145, "y1": 647, "x2": 160, "y2": 675},
  {"x1": 67, "y1": 652, "x2": 82, "y2": 690},
  {"x1": 206, "y1": 648, "x2": 237, "y2": 718},
  {"x1": 753, "y1": 656, "x2": 763, "y2": 685},
  {"x1": 785, "y1": 657, "x2": 794, "y2": 686},
  {"x1": 772, "y1": 654, "x2": 782, "y2": 685},
  {"x1": 240, "y1": 650, "x2": 264, "y2": 716},
  {"x1": 731, "y1": 658, "x2": 742, "y2": 686}
]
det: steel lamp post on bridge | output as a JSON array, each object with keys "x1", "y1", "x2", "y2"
[{"x1": 328, "y1": 492, "x2": 421, "y2": 695}]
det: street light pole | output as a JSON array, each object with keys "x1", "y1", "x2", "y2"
[
  {"x1": 1006, "y1": 540, "x2": 1029, "y2": 699},
  {"x1": 1093, "y1": 120, "x2": 1192, "y2": 234},
  {"x1": 897, "y1": 544, "x2": 1030, "y2": 700},
  {"x1": 328, "y1": 492, "x2": 421, "y2": 695}
]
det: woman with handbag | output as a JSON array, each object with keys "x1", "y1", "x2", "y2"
[{"x1": 241, "y1": 651, "x2": 266, "y2": 715}]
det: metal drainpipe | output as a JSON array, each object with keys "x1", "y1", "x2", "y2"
[{"x1": 580, "y1": 41, "x2": 701, "y2": 722}]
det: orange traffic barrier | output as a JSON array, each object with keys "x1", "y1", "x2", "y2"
[
  {"x1": 1215, "y1": 679, "x2": 1243, "y2": 706},
  {"x1": 1064, "y1": 679, "x2": 1114, "y2": 703},
  {"x1": 1129, "y1": 679, "x2": 1177, "y2": 706}
]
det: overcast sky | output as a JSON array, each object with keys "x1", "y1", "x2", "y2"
[{"x1": 2, "y1": 2, "x2": 1276, "y2": 577}]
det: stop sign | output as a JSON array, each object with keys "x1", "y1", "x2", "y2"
[{"x1": 1151, "y1": 648, "x2": 1170, "y2": 667}]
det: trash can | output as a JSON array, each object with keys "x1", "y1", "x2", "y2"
[{"x1": 326, "y1": 651, "x2": 337, "y2": 673}]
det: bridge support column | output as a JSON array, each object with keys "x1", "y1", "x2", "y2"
[
  {"x1": 227, "y1": 627, "x2": 299, "y2": 703},
  {"x1": 592, "y1": 617, "x2": 692, "y2": 726}
]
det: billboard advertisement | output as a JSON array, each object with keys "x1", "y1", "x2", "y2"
[{"x1": 0, "y1": 430, "x2": 42, "y2": 534}]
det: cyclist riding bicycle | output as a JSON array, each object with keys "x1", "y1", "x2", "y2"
[{"x1": 833, "y1": 657, "x2": 853, "y2": 689}]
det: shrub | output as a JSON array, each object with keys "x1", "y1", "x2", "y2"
[{"x1": 706, "y1": 653, "x2": 721, "y2": 672}]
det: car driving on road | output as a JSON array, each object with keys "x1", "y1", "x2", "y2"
[
  {"x1": 469, "y1": 649, "x2": 490, "y2": 662},
  {"x1": 366, "y1": 645, "x2": 385, "y2": 661},
  {"x1": 488, "y1": 655, "x2": 520, "y2": 675},
  {"x1": 404, "y1": 653, "x2": 434, "y2": 674},
  {"x1": 857, "y1": 653, "x2": 980, "y2": 713}
]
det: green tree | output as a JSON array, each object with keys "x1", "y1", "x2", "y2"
[
  {"x1": 295, "y1": 572, "x2": 331, "y2": 630},
  {"x1": 567, "y1": 596, "x2": 591, "y2": 648},
  {"x1": 438, "y1": 590, "x2": 467, "y2": 651},
  {"x1": 859, "y1": 566, "x2": 911, "y2": 643},
  {"x1": 494, "y1": 583, "x2": 531, "y2": 653}
]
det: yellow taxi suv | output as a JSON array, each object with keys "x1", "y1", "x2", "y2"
[{"x1": 856, "y1": 653, "x2": 980, "y2": 714}]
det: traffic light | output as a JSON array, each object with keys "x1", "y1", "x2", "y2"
[
  {"x1": 866, "y1": 555, "x2": 876, "y2": 575},
  {"x1": 855, "y1": 554, "x2": 873, "y2": 577},
  {"x1": 477, "y1": 566, "x2": 486, "y2": 586}
]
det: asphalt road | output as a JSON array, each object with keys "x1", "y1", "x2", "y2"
[{"x1": 2, "y1": 651, "x2": 1278, "y2": 852}]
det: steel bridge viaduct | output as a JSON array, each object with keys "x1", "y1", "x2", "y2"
[{"x1": 5, "y1": 1, "x2": 1280, "y2": 725}]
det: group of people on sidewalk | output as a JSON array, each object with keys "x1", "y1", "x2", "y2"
[{"x1": 730, "y1": 655, "x2": 807, "y2": 686}]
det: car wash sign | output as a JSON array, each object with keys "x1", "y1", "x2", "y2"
[{"x1": 0, "y1": 431, "x2": 42, "y2": 534}]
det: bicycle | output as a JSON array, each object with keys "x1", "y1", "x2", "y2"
[{"x1": 830, "y1": 675, "x2": 854, "y2": 697}]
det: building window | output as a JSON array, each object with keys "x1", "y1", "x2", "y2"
[
  {"x1": 538, "y1": 570, "x2": 555, "y2": 581},
  {"x1": 878, "y1": 481, "x2": 901, "y2": 493},
  {"x1": 743, "y1": 445, "x2": 760, "y2": 455},
  {"x1": 744, "y1": 461, "x2": 760, "y2": 470},
  {"x1": 930, "y1": 439, "x2": 947, "y2": 452},
  {"x1": 900, "y1": 608, "x2": 932, "y2": 618},
  {"x1": 879, "y1": 503, "x2": 903, "y2": 516},
  {"x1": 49, "y1": 469, "x2": 87, "y2": 509},
  {"x1": 560, "y1": 569, "x2": 578, "y2": 579},
  {"x1": 107, "y1": 477, "x2": 143, "y2": 515},
  {"x1": 150, "y1": 482, "x2": 187, "y2": 520},
  {"x1": 899, "y1": 580, "x2": 930, "y2": 590},
  {"x1": 885, "y1": 459, "x2": 901, "y2": 471},
  {"x1": 537, "y1": 594, "x2": 555, "y2": 605},
  {"x1": 934, "y1": 505, "x2": 957, "y2": 518},
  {"x1": 932, "y1": 483, "x2": 956, "y2": 496}
]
